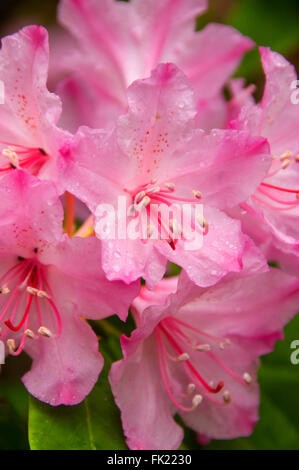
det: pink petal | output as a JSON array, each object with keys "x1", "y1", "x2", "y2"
[
  {"x1": 196, "y1": 93, "x2": 228, "y2": 131},
  {"x1": 176, "y1": 268, "x2": 299, "y2": 351},
  {"x1": 0, "y1": 171, "x2": 63, "y2": 257},
  {"x1": 259, "y1": 47, "x2": 299, "y2": 155},
  {"x1": 166, "y1": 129, "x2": 271, "y2": 210},
  {"x1": 122, "y1": 255, "x2": 299, "y2": 443},
  {"x1": 170, "y1": 23, "x2": 254, "y2": 99},
  {"x1": 56, "y1": 74, "x2": 125, "y2": 132},
  {"x1": 110, "y1": 335, "x2": 183, "y2": 450},
  {"x1": 23, "y1": 312, "x2": 103, "y2": 406},
  {"x1": 232, "y1": 48, "x2": 299, "y2": 157},
  {"x1": 58, "y1": 0, "x2": 137, "y2": 87},
  {"x1": 44, "y1": 236, "x2": 140, "y2": 321},
  {"x1": 59, "y1": 126, "x2": 132, "y2": 212},
  {"x1": 0, "y1": 26, "x2": 71, "y2": 187},
  {"x1": 156, "y1": 207, "x2": 245, "y2": 287},
  {"x1": 0, "y1": 26, "x2": 61, "y2": 143},
  {"x1": 132, "y1": 0, "x2": 208, "y2": 74},
  {"x1": 100, "y1": 237, "x2": 167, "y2": 290},
  {"x1": 117, "y1": 63, "x2": 197, "y2": 183}
]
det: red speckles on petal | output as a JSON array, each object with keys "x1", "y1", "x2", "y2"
[
  {"x1": 9, "y1": 68, "x2": 40, "y2": 133},
  {"x1": 130, "y1": 124, "x2": 170, "y2": 174}
]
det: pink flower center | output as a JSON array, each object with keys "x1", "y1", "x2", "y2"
[
  {"x1": 124, "y1": 179, "x2": 207, "y2": 249},
  {"x1": 0, "y1": 142, "x2": 49, "y2": 176},
  {"x1": 155, "y1": 316, "x2": 252, "y2": 412},
  {"x1": 254, "y1": 150, "x2": 299, "y2": 211},
  {"x1": 0, "y1": 256, "x2": 61, "y2": 356}
]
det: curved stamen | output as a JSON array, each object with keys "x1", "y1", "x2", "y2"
[
  {"x1": 166, "y1": 316, "x2": 230, "y2": 347},
  {"x1": 9, "y1": 294, "x2": 32, "y2": 356},
  {"x1": 252, "y1": 195, "x2": 297, "y2": 211},
  {"x1": 0, "y1": 259, "x2": 63, "y2": 355},
  {"x1": 261, "y1": 182, "x2": 299, "y2": 194},
  {"x1": 38, "y1": 267, "x2": 62, "y2": 337},
  {"x1": 155, "y1": 316, "x2": 253, "y2": 411},
  {"x1": 207, "y1": 351, "x2": 247, "y2": 386},
  {"x1": 126, "y1": 179, "x2": 205, "y2": 247},
  {"x1": 0, "y1": 142, "x2": 48, "y2": 175},
  {"x1": 159, "y1": 323, "x2": 223, "y2": 394},
  {"x1": 258, "y1": 187, "x2": 299, "y2": 206},
  {"x1": 0, "y1": 264, "x2": 31, "y2": 323},
  {"x1": 5, "y1": 292, "x2": 33, "y2": 332},
  {"x1": 156, "y1": 329, "x2": 203, "y2": 412}
]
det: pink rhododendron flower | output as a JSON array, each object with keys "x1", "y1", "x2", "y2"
[
  {"x1": 61, "y1": 63, "x2": 271, "y2": 289},
  {"x1": 230, "y1": 48, "x2": 299, "y2": 274},
  {"x1": 55, "y1": 0, "x2": 253, "y2": 131},
  {"x1": 0, "y1": 170, "x2": 139, "y2": 405},
  {"x1": 0, "y1": 25, "x2": 71, "y2": 191},
  {"x1": 109, "y1": 245, "x2": 299, "y2": 450}
]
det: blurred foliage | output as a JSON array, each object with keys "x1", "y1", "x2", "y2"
[
  {"x1": 0, "y1": 354, "x2": 30, "y2": 449},
  {"x1": 29, "y1": 337, "x2": 127, "y2": 450},
  {"x1": 0, "y1": 0, "x2": 299, "y2": 450}
]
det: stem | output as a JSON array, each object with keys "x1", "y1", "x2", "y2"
[{"x1": 65, "y1": 192, "x2": 75, "y2": 237}]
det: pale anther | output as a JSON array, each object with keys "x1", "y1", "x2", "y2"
[
  {"x1": 0, "y1": 286, "x2": 10, "y2": 295},
  {"x1": 187, "y1": 383, "x2": 196, "y2": 395},
  {"x1": 192, "y1": 394, "x2": 203, "y2": 408},
  {"x1": 223, "y1": 390, "x2": 231, "y2": 404},
  {"x1": 195, "y1": 343, "x2": 211, "y2": 352},
  {"x1": 243, "y1": 372, "x2": 253, "y2": 385},
  {"x1": 38, "y1": 326, "x2": 53, "y2": 338},
  {"x1": 26, "y1": 286, "x2": 50, "y2": 298},
  {"x1": 164, "y1": 182, "x2": 176, "y2": 192},
  {"x1": 280, "y1": 150, "x2": 292, "y2": 160},
  {"x1": 192, "y1": 190, "x2": 202, "y2": 200},
  {"x1": 7, "y1": 339, "x2": 16, "y2": 354},
  {"x1": 25, "y1": 329, "x2": 36, "y2": 339},
  {"x1": 176, "y1": 352, "x2": 190, "y2": 362}
]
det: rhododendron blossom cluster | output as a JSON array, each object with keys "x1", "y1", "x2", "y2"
[{"x1": 0, "y1": 0, "x2": 298, "y2": 451}]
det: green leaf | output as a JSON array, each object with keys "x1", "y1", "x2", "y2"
[
  {"x1": 0, "y1": 354, "x2": 30, "y2": 450},
  {"x1": 227, "y1": 0, "x2": 299, "y2": 80},
  {"x1": 28, "y1": 340, "x2": 127, "y2": 450},
  {"x1": 0, "y1": 381, "x2": 29, "y2": 450}
]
